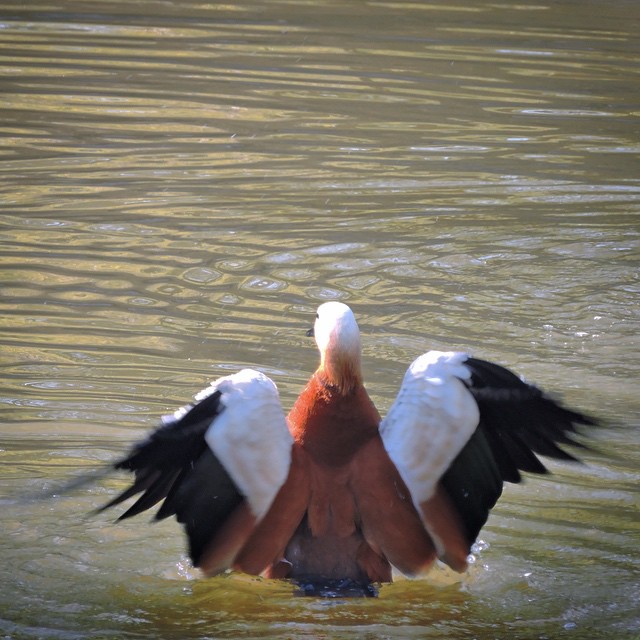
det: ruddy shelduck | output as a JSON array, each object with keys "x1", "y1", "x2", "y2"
[{"x1": 99, "y1": 302, "x2": 593, "y2": 591}]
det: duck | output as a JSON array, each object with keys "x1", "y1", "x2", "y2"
[{"x1": 98, "y1": 301, "x2": 594, "y2": 590}]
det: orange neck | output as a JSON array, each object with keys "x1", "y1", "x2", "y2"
[{"x1": 319, "y1": 350, "x2": 362, "y2": 396}]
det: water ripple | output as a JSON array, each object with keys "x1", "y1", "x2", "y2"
[{"x1": 1, "y1": 1, "x2": 638, "y2": 638}]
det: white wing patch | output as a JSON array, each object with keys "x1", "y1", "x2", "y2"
[
  {"x1": 201, "y1": 369, "x2": 293, "y2": 521},
  {"x1": 380, "y1": 351, "x2": 480, "y2": 507}
]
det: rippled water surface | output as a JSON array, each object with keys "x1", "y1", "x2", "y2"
[{"x1": 1, "y1": 1, "x2": 639, "y2": 638}]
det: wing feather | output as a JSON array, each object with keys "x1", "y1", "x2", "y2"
[
  {"x1": 379, "y1": 351, "x2": 480, "y2": 507},
  {"x1": 98, "y1": 369, "x2": 293, "y2": 573},
  {"x1": 462, "y1": 356, "x2": 593, "y2": 471},
  {"x1": 381, "y1": 351, "x2": 595, "y2": 569}
]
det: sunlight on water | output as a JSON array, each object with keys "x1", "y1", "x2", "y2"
[{"x1": 1, "y1": 0, "x2": 639, "y2": 638}]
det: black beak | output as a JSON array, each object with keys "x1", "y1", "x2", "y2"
[{"x1": 306, "y1": 327, "x2": 314, "y2": 337}]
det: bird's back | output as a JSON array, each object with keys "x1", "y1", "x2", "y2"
[{"x1": 284, "y1": 374, "x2": 390, "y2": 582}]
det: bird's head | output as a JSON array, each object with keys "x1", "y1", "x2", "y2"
[{"x1": 308, "y1": 302, "x2": 362, "y2": 394}]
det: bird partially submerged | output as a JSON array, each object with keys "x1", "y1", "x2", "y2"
[{"x1": 97, "y1": 301, "x2": 594, "y2": 591}]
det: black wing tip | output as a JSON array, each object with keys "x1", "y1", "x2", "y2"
[
  {"x1": 93, "y1": 386, "x2": 226, "y2": 519},
  {"x1": 461, "y1": 355, "x2": 602, "y2": 475},
  {"x1": 443, "y1": 356, "x2": 602, "y2": 546}
]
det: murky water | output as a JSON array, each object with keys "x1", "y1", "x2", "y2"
[{"x1": 1, "y1": 1, "x2": 639, "y2": 638}]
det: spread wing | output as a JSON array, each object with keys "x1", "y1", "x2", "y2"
[
  {"x1": 379, "y1": 351, "x2": 594, "y2": 572},
  {"x1": 98, "y1": 368, "x2": 298, "y2": 575}
]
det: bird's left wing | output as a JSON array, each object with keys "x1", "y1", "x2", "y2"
[
  {"x1": 379, "y1": 351, "x2": 593, "y2": 573},
  {"x1": 98, "y1": 368, "x2": 296, "y2": 575}
]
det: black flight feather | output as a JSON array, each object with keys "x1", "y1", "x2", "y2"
[
  {"x1": 440, "y1": 427, "x2": 504, "y2": 546},
  {"x1": 97, "y1": 387, "x2": 246, "y2": 567},
  {"x1": 440, "y1": 356, "x2": 596, "y2": 546},
  {"x1": 462, "y1": 357, "x2": 594, "y2": 470},
  {"x1": 168, "y1": 448, "x2": 245, "y2": 567}
]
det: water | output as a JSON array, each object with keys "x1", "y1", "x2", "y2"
[{"x1": 1, "y1": 1, "x2": 639, "y2": 638}]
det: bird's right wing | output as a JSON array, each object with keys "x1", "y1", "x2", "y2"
[{"x1": 379, "y1": 351, "x2": 593, "y2": 573}]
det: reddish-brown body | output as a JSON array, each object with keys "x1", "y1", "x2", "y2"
[
  {"x1": 103, "y1": 301, "x2": 591, "y2": 587},
  {"x1": 208, "y1": 305, "x2": 471, "y2": 582},
  {"x1": 262, "y1": 371, "x2": 439, "y2": 582}
]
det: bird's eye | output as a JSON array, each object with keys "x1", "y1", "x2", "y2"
[{"x1": 315, "y1": 313, "x2": 319, "y2": 319}]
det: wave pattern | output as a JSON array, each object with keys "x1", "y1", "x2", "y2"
[{"x1": 1, "y1": 1, "x2": 638, "y2": 638}]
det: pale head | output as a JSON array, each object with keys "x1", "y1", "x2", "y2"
[{"x1": 311, "y1": 302, "x2": 362, "y2": 394}]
